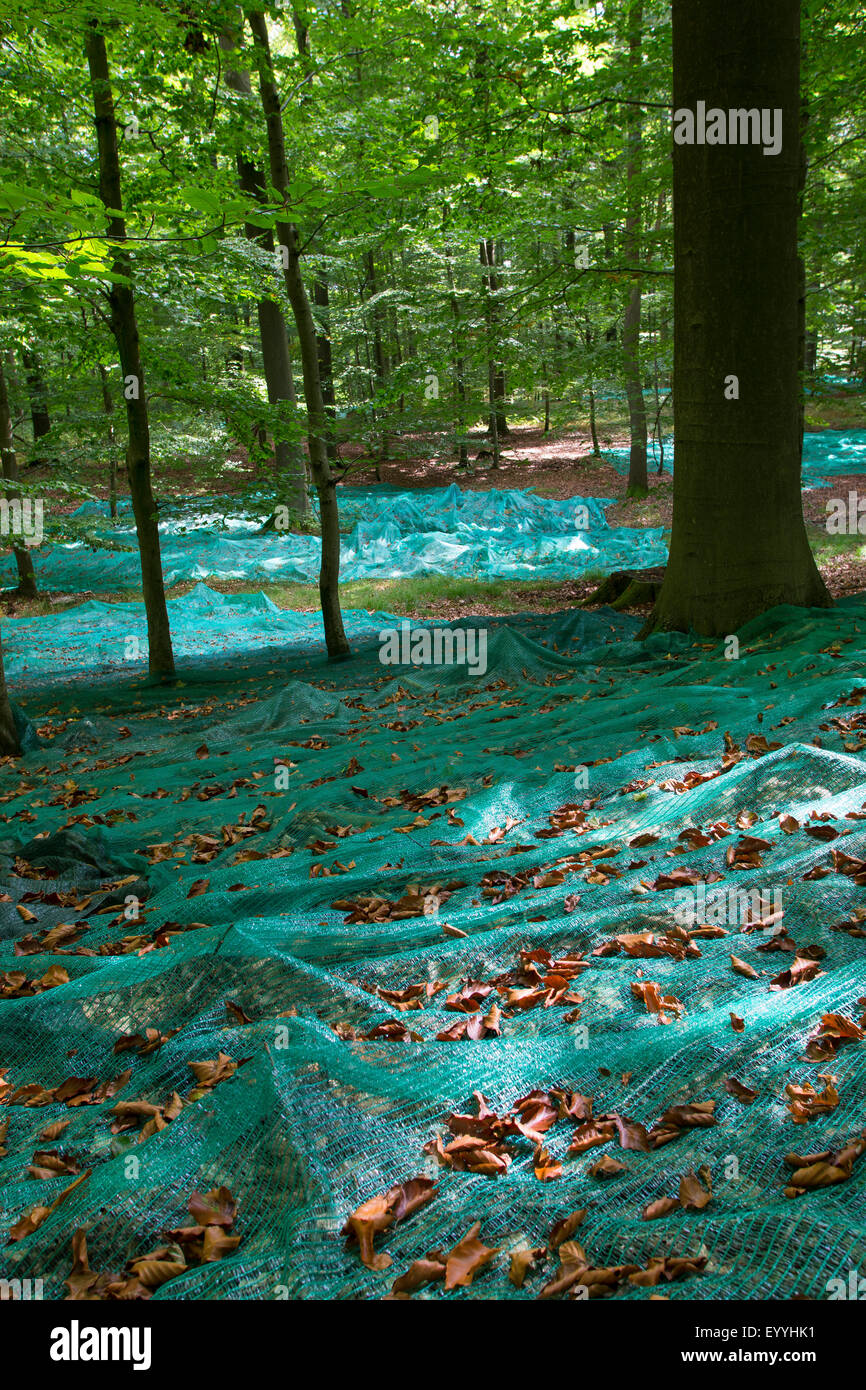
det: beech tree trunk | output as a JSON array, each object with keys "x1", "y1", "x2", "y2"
[
  {"x1": 21, "y1": 349, "x2": 51, "y2": 465},
  {"x1": 220, "y1": 31, "x2": 309, "y2": 514},
  {"x1": 98, "y1": 363, "x2": 119, "y2": 519},
  {"x1": 247, "y1": 8, "x2": 349, "y2": 659},
  {"x1": 651, "y1": 0, "x2": 829, "y2": 635},
  {"x1": 313, "y1": 278, "x2": 338, "y2": 466},
  {"x1": 86, "y1": 24, "x2": 175, "y2": 678},
  {"x1": 479, "y1": 238, "x2": 501, "y2": 466},
  {"x1": 0, "y1": 352, "x2": 37, "y2": 598},
  {"x1": 623, "y1": 1, "x2": 648, "y2": 496},
  {"x1": 364, "y1": 248, "x2": 388, "y2": 476},
  {"x1": 445, "y1": 241, "x2": 469, "y2": 468},
  {"x1": 0, "y1": 622, "x2": 20, "y2": 756}
]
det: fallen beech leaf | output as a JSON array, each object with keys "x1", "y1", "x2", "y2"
[
  {"x1": 8, "y1": 1168, "x2": 91, "y2": 1243},
  {"x1": 785, "y1": 1075, "x2": 840, "y2": 1124},
  {"x1": 343, "y1": 1176, "x2": 438, "y2": 1270},
  {"x1": 589, "y1": 1154, "x2": 628, "y2": 1178},
  {"x1": 770, "y1": 957, "x2": 823, "y2": 991},
  {"x1": 679, "y1": 1167, "x2": 712, "y2": 1210},
  {"x1": 549, "y1": 1209, "x2": 587, "y2": 1250},
  {"x1": 510, "y1": 1246, "x2": 545, "y2": 1288},
  {"x1": 444, "y1": 1222, "x2": 498, "y2": 1290},
  {"x1": 391, "y1": 1256, "x2": 446, "y2": 1295},
  {"x1": 127, "y1": 1252, "x2": 188, "y2": 1288},
  {"x1": 642, "y1": 1195, "x2": 681, "y2": 1220},
  {"x1": 187, "y1": 1187, "x2": 237, "y2": 1229},
  {"x1": 533, "y1": 1146, "x2": 563, "y2": 1181},
  {"x1": 725, "y1": 1076, "x2": 757, "y2": 1104}
]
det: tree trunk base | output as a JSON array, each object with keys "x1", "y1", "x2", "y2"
[{"x1": 581, "y1": 567, "x2": 665, "y2": 611}]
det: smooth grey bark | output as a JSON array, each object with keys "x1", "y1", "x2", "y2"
[
  {"x1": 448, "y1": 276, "x2": 469, "y2": 468},
  {"x1": 0, "y1": 351, "x2": 37, "y2": 598},
  {"x1": 86, "y1": 23, "x2": 175, "y2": 678},
  {"x1": 364, "y1": 248, "x2": 388, "y2": 477},
  {"x1": 247, "y1": 8, "x2": 349, "y2": 659},
  {"x1": 21, "y1": 349, "x2": 51, "y2": 465},
  {"x1": 0, "y1": 623, "x2": 20, "y2": 756},
  {"x1": 651, "y1": 0, "x2": 829, "y2": 635},
  {"x1": 479, "y1": 238, "x2": 501, "y2": 466},
  {"x1": 220, "y1": 30, "x2": 308, "y2": 513},
  {"x1": 623, "y1": 0, "x2": 648, "y2": 496},
  {"x1": 97, "y1": 363, "x2": 118, "y2": 519},
  {"x1": 313, "y1": 278, "x2": 338, "y2": 466}
]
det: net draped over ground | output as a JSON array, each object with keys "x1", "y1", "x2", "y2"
[
  {"x1": 2, "y1": 586, "x2": 866, "y2": 1298},
  {"x1": 1, "y1": 484, "x2": 667, "y2": 592},
  {"x1": 608, "y1": 425, "x2": 866, "y2": 484}
]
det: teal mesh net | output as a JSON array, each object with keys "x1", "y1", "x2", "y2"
[
  {"x1": 1, "y1": 484, "x2": 667, "y2": 592},
  {"x1": 609, "y1": 426, "x2": 866, "y2": 487},
  {"x1": 2, "y1": 584, "x2": 866, "y2": 1299}
]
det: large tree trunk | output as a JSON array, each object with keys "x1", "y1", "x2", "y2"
[
  {"x1": 650, "y1": 0, "x2": 829, "y2": 635},
  {"x1": 0, "y1": 352, "x2": 37, "y2": 598},
  {"x1": 220, "y1": 32, "x2": 309, "y2": 515},
  {"x1": 623, "y1": 1, "x2": 648, "y2": 496},
  {"x1": 247, "y1": 9, "x2": 349, "y2": 659},
  {"x1": 0, "y1": 623, "x2": 20, "y2": 756},
  {"x1": 21, "y1": 349, "x2": 51, "y2": 465},
  {"x1": 86, "y1": 24, "x2": 175, "y2": 678}
]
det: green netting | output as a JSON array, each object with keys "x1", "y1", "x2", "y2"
[
  {"x1": 2, "y1": 588, "x2": 866, "y2": 1301},
  {"x1": 608, "y1": 426, "x2": 866, "y2": 487},
  {"x1": 0, "y1": 484, "x2": 666, "y2": 591}
]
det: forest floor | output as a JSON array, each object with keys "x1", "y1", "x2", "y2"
[
  {"x1": 3, "y1": 396, "x2": 866, "y2": 1301},
  {"x1": 5, "y1": 392, "x2": 866, "y2": 621}
]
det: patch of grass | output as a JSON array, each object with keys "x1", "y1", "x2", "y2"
[
  {"x1": 804, "y1": 390, "x2": 866, "y2": 432},
  {"x1": 226, "y1": 572, "x2": 608, "y2": 617},
  {"x1": 4, "y1": 572, "x2": 609, "y2": 623},
  {"x1": 806, "y1": 525, "x2": 866, "y2": 565}
]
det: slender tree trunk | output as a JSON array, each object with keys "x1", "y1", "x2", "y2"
[
  {"x1": 480, "y1": 238, "x2": 508, "y2": 444},
  {"x1": 86, "y1": 24, "x2": 174, "y2": 677},
  {"x1": 589, "y1": 387, "x2": 601, "y2": 456},
  {"x1": 247, "y1": 8, "x2": 349, "y2": 659},
  {"x1": 0, "y1": 353, "x2": 37, "y2": 598},
  {"x1": 445, "y1": 242, "x2": 469, "y2": 468},
  {"x1": 479, "y1": 238, "x2": 500, "y2": 467},
  {"x1": 21, "y1": 349, "x2": 51, "y2": 465},
  {"x1": 97, "y1": 363, "x2": 118, "y2": 519},
  {"x1": 585, "y1": 319, "x2": 602, "y2": 457},
  {"x1": 651, "y1": 0, "x2": 829, "y2": 635},
  {"x1": 0, "y1": 623, "x2": 20, "y2": 756},
  {"x1": 492, "y1": 240, "x2": 508, "y2": 436},
  {"x1": 623, "y1": 1, "x2": 648, "y2": 496},
  {"x1": 313, "y1": 278, "x2": 339, "y2": 466},
  {"x1": 364, "y1": 248, "x2": 388, "y2": 477},
  {"x1": 220, "y1": 31, "x2": 308, "y2": 514}
]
